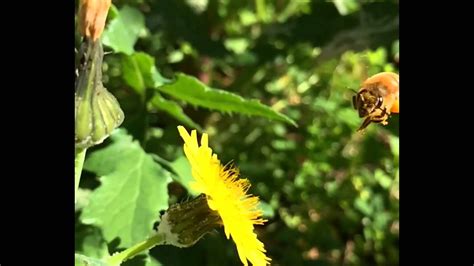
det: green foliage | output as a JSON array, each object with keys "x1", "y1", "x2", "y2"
[
  {"x1": 76, "y1": 0, "x2": 399, "y2": 265},
  {"x1": 149, "y1": 94, "x2": 202, "y2": 131},
  {"x1": 76, "y1": 254, "x2": 109, "y2": 266},
  {"x1": 157, "y1": 73, "x2": 296, "y2": 126},
  {"x1": 121, "y1": 52, "x2": 170, "y2": 96},
  {"x1": 75, "y1": 222, "x2": 108, "y2": 259},
  {"x1": 333, "y1": 0, "x2": 360, "y2": 15},
  {"x1": 81, "y1": 130, "x2": 172, "y2": 248},
  {"x1": 103, "y1": 5, "x2": 145, "y2": 55},
  {"x1": 167, "y1": 155, "x2": 199, "y2": 196}
]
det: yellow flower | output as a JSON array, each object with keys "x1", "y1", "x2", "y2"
[{"x1": 177, "y1": 126, "x2": 271, "y2": 266}]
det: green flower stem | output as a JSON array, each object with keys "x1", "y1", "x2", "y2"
[
  {"x1": 75, "y1": 148, "x2": 87, "y2": 203},
  {"x1": 106, "y1": 233, "x2": 165, "y2": 266}
]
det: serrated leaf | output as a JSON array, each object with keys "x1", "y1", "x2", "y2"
[
  {"x1": 75, "y1": 253, "x2": 109, "y2": 266},
  {"x1": 122, "y1": 53, "x2": 170, "y2": 96},
  {"x1": 103, "y1": 6, "x2": 145, "y2": 55},
  {"x1": 157, "y1": 73, "x2": 297, "y2": 126},
  {"x1": 149, "y1": 94, "x2": 201, "y2": 131},
  {"x1": 81, "y1": 129, "x2": 172, "y2": 248}
]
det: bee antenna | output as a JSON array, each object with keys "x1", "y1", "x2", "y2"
[{"x1": 349, "y1": 89, "x2": 358, "y2": 94}]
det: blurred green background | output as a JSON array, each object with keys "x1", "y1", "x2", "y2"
[{"x1": 76, "y1": 0, "x2": 399, "y2": 265}]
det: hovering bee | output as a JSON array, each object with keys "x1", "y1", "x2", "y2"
[{"x1": 352, "y1": 72, "x2": 399, "y2": 131}]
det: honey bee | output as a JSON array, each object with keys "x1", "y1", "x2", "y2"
[{"x1": 352, "y1": 72, "x2": 399, "y2": 131}]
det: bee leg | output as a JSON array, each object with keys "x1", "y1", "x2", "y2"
[
  {"x1": 357, "y1": 117, "x2": 373, "y2": 132},
  {"x1": 352, "y1": 95, "x2": 357, "y2": 109},
  {"x1": 371, "y1": 117, "x2": 386, "y2": 124},
  {"x1": 358, "y1": 108, "x2": 389, "y2": 131},
  {"x1": 371, "y1": 116, "x2": 388, "y2": 125},
  {"x1": 371, "y1": 106, "x2": 389, "y2": 125}
]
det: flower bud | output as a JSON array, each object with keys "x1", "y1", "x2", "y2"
[
  {"x1": 78, "y1": 0, "x2": 111, "y2": 41},
  {"x1": 75, "y1": 39, "x2": 124, "y2": 149}
]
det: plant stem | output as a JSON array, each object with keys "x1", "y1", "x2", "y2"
[
  {"x1": 106, "y1": 233, "x2": 166, "y2": 266},
  {"x1": 75, "y1": 148, "x2": 87, "y2": 203}
]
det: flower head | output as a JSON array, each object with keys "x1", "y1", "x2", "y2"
[
  {"x1": 177, "y1": 126, "x2": 271, "y2": 266},
  {"x1": 157, "y1": 194, "x2": 222, "y2": 248},
  {"x1": 78, "y1": 0, "x2": 111, "y2": 41}
]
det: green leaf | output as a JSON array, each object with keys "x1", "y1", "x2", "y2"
[
  {"x1": 389, "y1": 135, "x2": 399, "y2": 159},
  {"x1": 107, "y1": 4, "x2": 119, "y2": 19},
  {"x1": 374, "y1": 169, "x2": 392, "y2": 189},
  {"x1": 144, "y1": 255, "x2": 163, "y2": 266},
  {"x1": 368, "y1": 48, "x2": 388, "y2": 66},
  {"x1": 255, "y1": 0, "x2": 269, "y2": 22},
  {"x1": 121, "y1": 254, "x2": 163, "y2": 266},
  {"x1": 336, "y1": 108, "x2": 359, "y2": 128},
  {"x1": 76, "y1": 188, "x2": 92, "y2": 212},
  {"x1": 333, "y1": 0, "x2": 360, "y2": 16},
  {"x1": 258, "y1": 201, "x2": 275, "y2": 219},
  {"x1": 224, "y1": 38, "x2": 250, "y2": 54},
  {"x1": 148, "y1": 94, "x2": 201, "y2": 131},
  {"x1": 157, "y1": 73, "x2": 297, "y2": 126},
  {"x1": 169, "y1": 155, "x2": 199, "y2": 196},
  {"x1": 392, "y1": 40, "x2": 400, "y2": 56},
  {"x1": 150, "y1": 154, "x2": 197, "y2": 196},
  {"x1": 354, "y1": 198, "x2": 372, "y2": 216},
  {"x1": 167, "y1": 50, "x2": 184, "y2": 63},
  {"x1": 122, "y1": 53, "x2": 170, "y2": 96},
  {"x1": 75, "y1": 253, "x2": 109, "y2": 266},
  {"x1": 81, "y1": 129, "x2": 172, "y2": 248},
  {"x1": 75, "y1": 224, "x2": 109, "y2": 259},
  {"x1": 103, "y1": 6, "x2": 145, "y2": 55}
]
